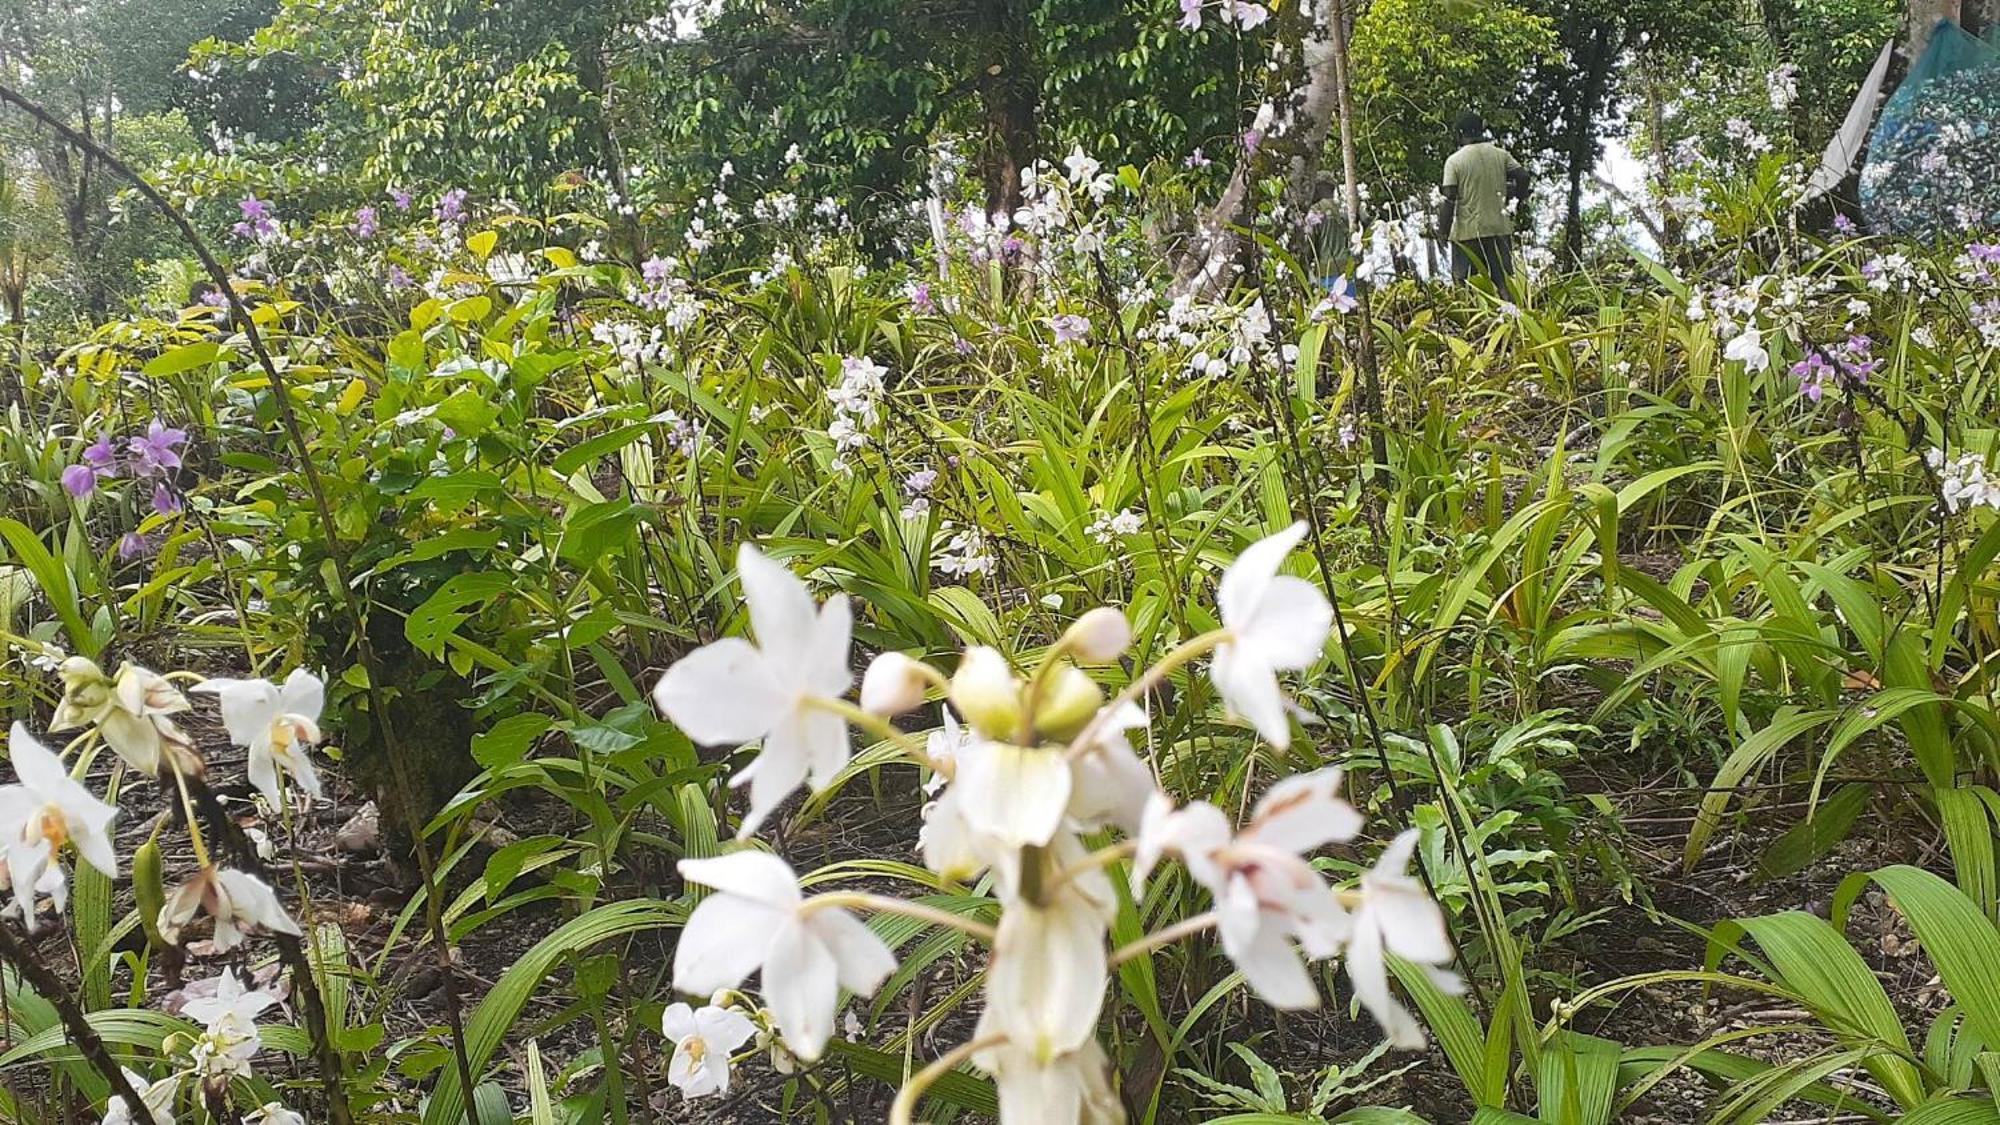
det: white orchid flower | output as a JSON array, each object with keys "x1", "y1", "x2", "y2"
[
  {"x1": 1344, "y1": 829, "x2": 1460, "y2": 1048},
  {"x1": 1211, "y1": 522, "x2": 1333, "y2": 748},
  {"x1": 0, "y1": 723, "x2": 117, "y2": 928},
  {"x1": 954, "y1": 739, "x2": 1072, "y2": 849},
  {"x1": 972, "y1": 1035, "x2": 1124, "y2": 1125},
  {"x1": 662, "y1": 1001, "x2": 758, "y2": 1098},
  {"x1": 184, "y1": 968, "x2": 278, "y2": 1087},
  {"x1": 242, "y1": 1103, "x2": 304, "y2": 1125},
  {"x1": 101, "y1": 1068, "x2": 178, "y2": 1125},
  {"x1": 981, "y1": 888, "x2": 1109, "y2": 1061},
  {"x1": 51, "y1": 659, "x2": 193, "y2": 777},
  {"x1": 158, "y1": 865, "x2": 302, "y2": 951},
  {"x1": 654, "y1": 544, "x2": 853, "y2": 838},
  {"x1": 673, "y1": 851, "x2": 895, "y2": 1061},
  {"x1": 1133, "y1": 770, "x2": 1363, "y2": 1009},
  {"x1": 1724, "y1": 322, "x2": 1770, "y2": 372},
  {"x1": 192, "y1": 669, "x2": 325, "y2": 806}
]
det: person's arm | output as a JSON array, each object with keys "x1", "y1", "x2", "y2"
[
  {"x1": 1438, "y1": 186, "x2": 1458, "y2": 244},
  {"x1": 1506, "y1": 151, "x2": 1530, "y2": 206}
]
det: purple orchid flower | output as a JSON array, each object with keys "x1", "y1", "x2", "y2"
[
  {"x1": 436, "y1": 188, "x2": 468, "y2": 224},
  {"x1": 389, "y1": 186, "x2": 413, "y2": 211},
  {"x1": 61, "y1": 465, "x2": 97, "y2": 499},
  {"x1": 127, "y1": 420, "x2": 188, "y2": 477},
  {"x1": 354, "y1": 206, "x2": 379, "y2": 239},
  {"x1": 151, "y1": 483, "x2": 184, "y2": 517},
  {"x1": 117, "y1": 532, "x2": 150, "y2": 561}
]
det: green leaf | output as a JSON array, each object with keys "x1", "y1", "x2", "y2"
[
  {"x1": 471, "y1": 714, "x2": 553, "y2": 769},
  {"x1": 1835, "y1": 867, "x2": 2000, "y2": 1049},
  {"x1": 435, "y1": 386, "x2": 500, "y2": 437},
  {"x1": 142, "y1": 340, "x2": 223, "y2": 377},
  {"x1": 420, "y1": 899, "x2": 683, "y2": 1125}
]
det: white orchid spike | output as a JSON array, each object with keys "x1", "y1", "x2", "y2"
[
  {"x1": 662, "y1": 1001, "x2": 758, "y2": 1098},
  {"x1": 1345, "y1": 830, "x2": 1461, "y2": 1048},
  {"x1": 192, "y1": 669, "x2": 325, "y2": 806},
  {"x1": 1211, "y1": 522, "x2": 1333, "y2": 748},
  {"x1": 0, "y1": 723, "x2": 117, "y2": 928},
  {"x1": 158, "y1": 865, "x2": 302, "y2": 951},
  {"x1": 654, "y1": 544, "x2": 854, "y2": 838},
  {"x1": 673, "y1": 851, "x2": 895, "y2": 1061}
]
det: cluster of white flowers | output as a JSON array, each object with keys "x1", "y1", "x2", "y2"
[
  {"x1": 1930, "y1": 448, "x2": 2000, "y2": 513},
  {"x1": 1062, "y1": 145, "x2": 1117, "y2": 204},
  {"x1": 826, "y1": 355, "x2": 888, "y2": 473},
  {"x1": 5, "y1": 657, "x2": 327, "y2": 1122},
  {"x1": 591, "y1": 319, "x2": 666, "y2": 372},
  {"x1": 751, "y1": 191, "x2": 800, "y2": 223},
  {"x1": 631, "y1": 256, "x2": 703, "y2": 330},
  {"x1": 934, "y1": 524, "x2": 997, "y2": 578},
  {"x1": 1087, "y1": 508, "x2": 1144, "y2": 544},
  {"x1": 648, "y1": 527, "x2": 1455, "y2": 1118},
  {"x1": 1766, "y1": 63, "x2": 1798, "y2": 112}
]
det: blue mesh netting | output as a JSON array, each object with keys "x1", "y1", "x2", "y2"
[{"x1": 1861, "y1": 21, "x2": 2000, "y2": 239}]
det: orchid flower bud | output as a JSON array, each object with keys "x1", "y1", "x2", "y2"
[
  {"x1": 1064, "y1": 607, "x2": 1132, "y2": 663},
  {"x1": 949, "y1": 646, "x2": 1023, "y2": 740},
  {"x1": 1033, "y1": 664, "x2": 1103, "y2": 740},
  {"x1": 860, "y1": 652, "x2": 929, "y2": 716}
]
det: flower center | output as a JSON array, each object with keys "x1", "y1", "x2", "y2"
[{"x1": 28, "y1": 806, "x2": 68, "y2": 851}]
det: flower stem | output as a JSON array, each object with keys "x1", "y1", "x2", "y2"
[
  {"x1": 167, "y1": 759, "x2": 211, "y2": 869},
  {"x1": 888, "y1": 1033, "x2": 1006, "y2": 1125},
  {"x1": 1042, "y1": 840, "x2": 1137, "y2": 899},
  {"x1": 1109, "y1": 911, "x2": 1218, "y2": 967},
  {"x1": 800, "y1": 891, "x2": 997, "y2": 944},
  {"x1": 805, "y1": 696, "x2": 945, "y2": 774},
  {"x1": 1067, "y1": 628, "x2": 1232, "y2": 760}
]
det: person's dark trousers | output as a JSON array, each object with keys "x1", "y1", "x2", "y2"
[{"x1": 1450, "y1": 235, "x2": 1516, "y2": 302}]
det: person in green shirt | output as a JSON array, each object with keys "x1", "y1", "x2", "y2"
[{"x1": 1438, "y1": 111, "x2": 1529, "y2": 301}]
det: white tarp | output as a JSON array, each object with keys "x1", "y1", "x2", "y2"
[{"x1": 1806, "y1": 40, "x2": 1895, "y2": 199}]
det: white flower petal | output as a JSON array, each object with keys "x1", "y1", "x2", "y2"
[
  {"x1": 984, "y1": 896, "x2": 1107, "y2": 1060},
  {"x1": 6, "y1": 724, "x2": 67, "y2": 793},
  {"x1": 1218, "y1": 521, "x2": 1307, "y2": 629},
  {"x1": 1346, "y1": 904, "x2": 1425, "y2": 1048},
  {"x1": 277, "y1": 669, "x2": 324, "y2": 724},
  {"x1": 730, "y1": 723, "x2": 812, "y2": 839},
  {"x1": 673, "y1": 894, "x2": 780, "y2": 996},
  {"x1": 1212, "y1": 642, "x2": 1291, "y2": 748},
  {"x1": 1246, "y1": 768, "x2": 1360, "y2": 853},
  {"x1": 191, "y1": 679, "x2": 280, "y2": 747},
  {"x1": 1239, "y1": 575, "x2": 1332, "y2": 670},
  {"x1": 694, "y1": 1005, "x2": 759, "y2": 1052},
  {"x1": 215, "y1": 869, "x2": 301, "y2": 936},
  {"x1": 678, "y1": 852, "x2": 801, "y2": 910},
  {"x1": 737, "y1": 543, "x2": 821, "y2": 658},
  {"x1": 654, "y1": 638, "x2": 787, "y2": 746},
  {"x1": 661, "y1": 1001, "x2": 698, "y2": 1041},
  {"x1": 763, "y1": 918, "x2": 839, "y2": 1061},
  {"x1": 804, "y1": 907, "x2": 896, "y2": 996},
  {"x1": 958, "y1": 743, "x2": 1072, "y2": 847}
]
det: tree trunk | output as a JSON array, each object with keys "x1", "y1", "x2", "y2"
[
  {"x1": 1903, "y1": 0, "x2": 1963, "y2": 62},
  {"x1": 1181, "y1": 0, "x2": 1341, "y2": 292},
  {"x1": 975, "y1": 0, "x2": 1037, "y2": 223},
  {"x1": 1562, "y1": 23, "x2": 1614, "y2": 264}
]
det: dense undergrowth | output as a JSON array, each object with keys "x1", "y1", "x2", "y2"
[{"x1": 2, "y1": 131, "x2": 2000, "y2": 1125}]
